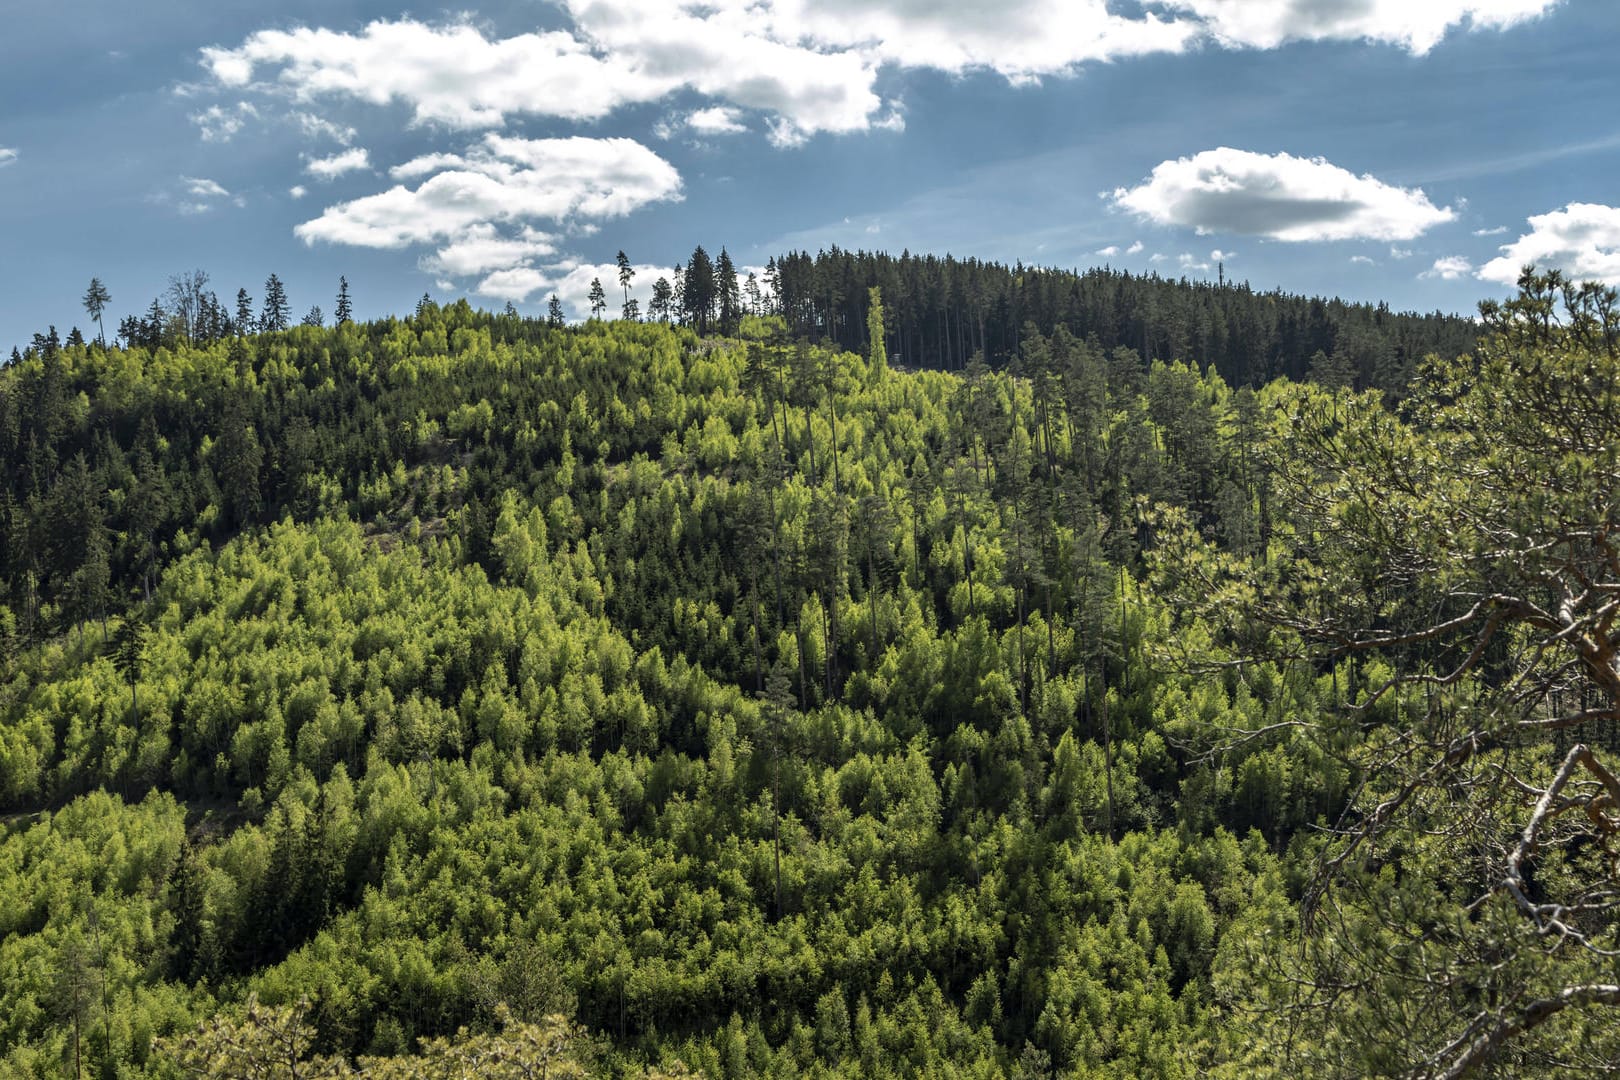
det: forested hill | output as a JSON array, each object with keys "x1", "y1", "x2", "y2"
[
  {"x1": 1, "y1": 274, "x2": 1617, "y2": 1078},
  {"x1": 766, "y1": 248, "x2": 1480, "y2": 388}
]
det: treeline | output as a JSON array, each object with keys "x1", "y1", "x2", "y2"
[{"x1": 765, "y1": 248, "x2": 1480, "y2": 389}]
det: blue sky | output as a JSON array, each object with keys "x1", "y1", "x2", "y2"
[{"x1": 4, "y1": 0, "x2": 1620, "y2": 351}]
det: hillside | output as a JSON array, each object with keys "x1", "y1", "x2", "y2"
[{"x1": 1, "y1": 276, "x2": 1616, "y2": 1077}]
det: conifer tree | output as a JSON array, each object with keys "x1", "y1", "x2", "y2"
[
  {"x1": 82, "y1": 278, "x2": 110, "y2": 348},
  {"x1": 259, "y1": 274, "x2": 289, "y2": 333},
  {"x1": 335, "y1": 276, "x2": 352, "y2": 324},
  {"x1": 616, "y1": 250, "x2": 635, "y2": 319}
]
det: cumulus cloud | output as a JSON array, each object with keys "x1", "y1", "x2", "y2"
[
  {"x1": 199, "y1": 2, "x2": 1555, "y2": 149},
  {"x1": 296, "y1": 137, "x2": 680, "y2": 295},
  {"x1": 1126, "y1": 240, "x2": 1144, "y2": 254},
  {"x1": 423, "y1": 224, "x2": 558, "y2": 277},
  {"x1": 305, "y1": 147, "x2": 370, "y2": 179},
  {"x1": 295, "y1": 136, "x2": 680, "y2": 250},
  {"x1": 475, "y1": 268, "x2": 552, "y2": 304},
  {"x1": 1478, "y1": 203, "x2": 1620, "y2": 286},
  {"x1": 0, "y1": 147, "x2": 16, "y2": 167},
  {"x1": 1158, "y1": 0, "x2": 1557, "y2": 54},
  {"x1": 687, "y1": 106, "x2": 748, "y2": 135},
  {"x1": 1421, "y1": 255, "x2": 1474, "y2": 280},
  {"x1": 1473, "y1": 225, "x2": 1508, "y2": 236},
  {"x1": 1096, "y1": 245, "x2": 1121, "y2": 257},
  {"x1": 201, "y1": 13, "x2": 886, "y2": 144},
  {"x1": 1350, "y1": 254, "x2": 1376, "y2": 265},
  {"x1": 289, "y1": 185, "x2": 308, "y2": 199},
  {"x1": 1112, "y1": 147, "x2": 1455, "y2": 242}
]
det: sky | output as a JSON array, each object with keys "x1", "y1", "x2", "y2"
[{"x1": 4, "y1": 0, "x2": 1620, "y2": 351}]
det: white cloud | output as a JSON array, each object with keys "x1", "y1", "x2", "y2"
[
  {"x1": 191, "y1": 102, "x2": 258, "y2": 142},
  {"x1": 200, "y1": 3, "x2": 1555, "y2": 150},
  {"x1": 0, "y1": 147, "x2": 16, "y2": 168},
  {"x1": 1478, "y1": 203, "x2": 1620, "y2": 286},
  {"x1": 475, "y1": 260, "x2": 669, "y2": 316},
  {"x1": 1389, "y1": 246, "x2": 1415, "y2": 259},
  {"x1": 687, "y1": 106, "x2": 748, "y2": 135},
  {"x1": 1096, "y1": 245, "x2": 1121, "y2": 257},
  {"x1": 1178, "y1": 252, "x2": 1212, "y2": 271},
  {"x1": 423, "y1": 224, "x2": 558, "y2": 277},
  {"x1": 1113, "y1": 148, "x2": 1455, "y2": 242},
  {"x1": 1157, "y1": 0, "x2": 1557, "y2": 54},
  {"x1": 1350, "y1": 254, "x2": 1376, "y2": 265},
  {"x1": 293, "y1": 112, "x2": 356, "y2": 144},
  {"x1": 289, "y1": 184, "x2": 307, "y2": 199},
  {"x1": 390, "y1": 153, "x2": 469, "y2": 180},
  {"x1": 183, "y1": 176, "x2": 230, "y2": 198},
  {"x1": 305, "y1": 146, "x2": 371, "y2": 179},
  {"x1": 1421, "y1": 255, "x2": 1474, "y2": 280},
  {"x1": 295, "y1": 135, "x2": 681, "y2": 250},
  {"x1": 1126, "y1": 240, "x2": 1144, "y2": 255},
  {"x1": 1472, "y1": 225, "x2": 1508, "y2": 236},
  {"x1": 1210, "y1": 248, "x2": 1234, "y2": 261},
  {"x1": 475, "y1": 268, "x2": 552, "y2": 303},
  {"x1": 201, "y1": 13, "x2": 888, "y2": 144},
  {"x1": 766, "y1": 0, "x2": 1197, "y2": 80}
]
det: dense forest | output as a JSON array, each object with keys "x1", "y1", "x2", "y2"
[
  {"x1": 0, "y1": 264, "x2": 1616, "y2": 1078},
  {"x1": 762, "y1": 250, "x2": 1482, "y2": 390}
]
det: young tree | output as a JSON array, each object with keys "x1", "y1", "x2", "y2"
[
  {"x1": 82, "y1": 278, "x2": 110, "y2": 347},
  {"x1": 259, "y1": 274, "x2": 289, "y2": 333},
  {"x1": 866, "y1": 286, "x2": 887, "y2": 375},
  {"x1": 302, "y1": 305, "x2": 324, "y2": 327},
  {"x1": 745, "y1": 271, "x2": 762, "y2": 316},
  {"x1": 588, "y1": 277, "x2": 607, "y2": 320},
  {"x1": 548, "y1": 294, "x2": 566, "y2": 327}
]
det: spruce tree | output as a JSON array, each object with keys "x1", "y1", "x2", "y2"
[
  {"x1": 259, "y1": 274, "x2": 289, "y2": 333},
  {"x1": 334, "y1": 276, "x2": 352, "y2": 324}
]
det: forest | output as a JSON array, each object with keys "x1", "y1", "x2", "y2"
[{"x1": 0, "y1": 262, "x2": 1616, "y2": 1078}]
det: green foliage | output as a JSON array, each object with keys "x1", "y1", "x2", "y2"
[{"x1": 0, "y1": 273, "x2": 1585, "y2": 1077}]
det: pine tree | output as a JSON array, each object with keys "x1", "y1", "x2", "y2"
[
  {"x1": 82, "y1": 278, "x2": 110, "y2": 348},
  {"x1": 616, "y1": 250, "x2": 635, "y2": 319},
  {"x1": 335, "y1": 276, "x2": 352, "y2": 324},
  {"x1": 260, "y1": 274, "x2": 289, "y2": 333},
  {"x1": 588, "y1": 278, "x2": 607, "y2": 320},
  {"x1": 302, "y1": 305, "x2": 324, "y2": 328},
  {"x1": 235, "y1": 288, "x2": 253, "y2": 335},
  {"x1": 547, "y1": 295, "x2": 565, "y2": 327}
]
